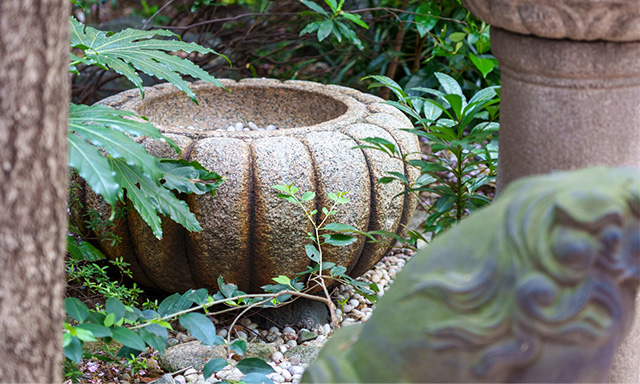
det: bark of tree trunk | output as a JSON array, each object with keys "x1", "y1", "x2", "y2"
[{"x1": 0, "y1": 0, "x2": 69, "y2": 381}]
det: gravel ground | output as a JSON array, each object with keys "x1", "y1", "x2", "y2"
[{"x1": 156, "y1": 248, "x2": 416, "y2": 384}]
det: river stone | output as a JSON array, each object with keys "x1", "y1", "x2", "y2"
[
  {"x1": 160, "y1": 341, "x2": 226, "y2": 372},
  {"x1": 284, "y1": 342, "x2": 324, "y2": 365}
]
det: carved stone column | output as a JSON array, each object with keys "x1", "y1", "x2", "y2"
[{"x1": 462, "y1": 0, "x2": 640, "y2": 381}]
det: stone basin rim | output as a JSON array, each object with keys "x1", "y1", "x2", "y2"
[{"x1": 98, "y1": 78, "x2": 370, "y2": 140}]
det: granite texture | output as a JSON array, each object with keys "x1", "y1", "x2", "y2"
[
  {"x1": 462, "y1": 0, "x2": 640, "y2": 42},
  {"x1": 83, "y1": 79, "x2": 419, "y2": 293}
]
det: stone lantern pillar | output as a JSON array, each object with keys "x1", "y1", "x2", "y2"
[{"x1": 461, "y1": 0, "x2": 640, "y2": 381}]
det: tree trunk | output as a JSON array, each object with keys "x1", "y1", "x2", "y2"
[{"x1": 0, "y1": 0, "x2": 69, "y2": 381}]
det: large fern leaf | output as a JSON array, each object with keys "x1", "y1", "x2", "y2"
[
  {"x1": 69, "y1": 17, "x2": 226, "y2": 103},
  {"x1": 110, "y1": 157, "x2": 202, "y2": 239}
]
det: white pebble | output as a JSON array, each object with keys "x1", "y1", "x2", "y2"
[
  {"x1": 289, "y1": 366, "x2": 305, "y2": 375},
  {"x1": 226, "y1": 126, "x2": 235, "y2": 131},
  {"x1": 342, "y1": 304, "x2": 352, "y2": 313},
  {"x1": 235, "y1": 122, "x2": 244, "y2": 130},
  {"x1": 316, "y1": 335, "x2": 326, "y2": 343},
  {"x1": 269, "y1": 373, "x2": 286, "y2": 383},
  {"x1": 248, "y1": 122, "x2": 258, "y2": 130},
  {"x1": 269, "y1": 326, "x2": 281, "y2": 335},
  {"x1": 273, "y1": 365, "x2": 283, "y2": 374},
  {"x1": 292, "y1": 373, "x2": 302, "y2": 382},
  {"x1": 286, "y1": 339, "x2": 297, "y2": 348},
  {"x1": 236, "y1": 331, "x2": 248, "y2": 340},
  {"x1": 323, "y1": 324, "x2": 331, "y2": 335},
  {"x1": 282, "y1": 327, "x2": 295, "y2": 334},
  {"x1": 371, "y1": 273, "x2": 381, "y2": 283},
  {"x1": 240, "y1": 318, "x2": 252, "y2": 326},
  {"x1": 281, "y1": 369, "x2": 292, "y2": 381},
  {"x1": 187, "y1": 125, "x2": 196, "y2": 130},
  {"x1": 280, "y1": 361, "x2": 291, "y2": 369},
  {"x1": 271, "y1": 351, "x2": 284, "y2": 363},
  {"x1": 349, "y1": 299, "x2": 359, "y2": 308},
  {"x1": 279, "y1": 344, "x2": 288, "y2": 353},
  {"x1": 184, "y1": 368, "x2": 198, "y2": 384},
  {"x1": 175, "y1": 376, "x2": 186, "y2": 384},
  {"x1": 218, "y1": 329, "x2": 227, "y2": 338},
  {"x1": 266, "y1": 124, "x2": 277, "y2": 130}
]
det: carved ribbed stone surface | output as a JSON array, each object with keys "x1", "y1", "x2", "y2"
[
  {"x1": 462, "y1": 0, "x2": 640, "y2": 42},
  {"x1": 86, "y1": 79, "x2": 419, "y2": 293}
]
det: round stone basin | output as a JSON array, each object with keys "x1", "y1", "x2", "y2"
[{"x1": 86, "y1": 78, "x2": 419, "y2": 293}]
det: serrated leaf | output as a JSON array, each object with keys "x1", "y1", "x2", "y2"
[
  {"x1": 69, "y1": 103, "x2": 177, "y2": 150},
  {"x1": 110, "y1": 157, "x2": 202, "y2": 239},
  {"x1": 69, "y1": 17, "x2": 225, "y2": 103},
  {"x1": 65, "y1": 297, "x2": 90, "y2": 322},
  {"x1": 236, "y1": 358, "x2": 275, "y2": 376},
  {"x1": 159, "y1": 159, "x2": 224, "y2": 195},
  {"x1": 203, "y1": 358, "x2": 228, "y2": 378},
  {"x1": 111, "y1": 326, "x2": 146, "y2": 351},
  {"x1": 68, "y1": 133, "x2": 119, "y2": 208},
  {"x1": 179, "y1": 312, "x2": 218, "y2": 346}
]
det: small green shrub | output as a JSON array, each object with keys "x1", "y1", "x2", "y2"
[{"x1": 361, "y1": 72, "x2": 499, "y2": 241}]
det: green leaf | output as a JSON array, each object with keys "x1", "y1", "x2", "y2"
[
  {"x1": 300, "y1": 191, "x2": 316, "y2": 202},
  {"x1": 231, "y1": 339, "x2": 247, "y2": 356},
  {"x1": 341, "y1": 12, "x2": 369, "y2": 29},
  {"x1": 74, "y1": 327, "x2": 98, "y2": 342},
  {"x1": 69, "y1": 104, "x2": 177, "y2": 151},
  {"x1": 363, "y1": 75, "x2": 408, "y2": 100},
  {"x1": 277, "y1": 193, "x2": 298, "y2": 204},
  {"x1": 159, "y1": 159, "x2": 224, "y2": 195},
  {"x1": 203, "y1": 358, "x2": 228, "y2": 378},
  {"x1": 66, "y1": 236, "x2": 106, "y2": 262},
  {"x1": 300, "y1": 21, "x2": 322, "y2": 36},
  {"x1": 111, "y1": 326, "x2": 146, "y2": 351},
  {"x1": 76, "y1": 323, "x2": 113, "y2": 338},
  {"x1": 449, "y1": 32, "x2": 467, "y2": 42},
  {"x1": 317, "y1": 19, "x2": 333, "y2": 41},
  {"x1": 65, "y1": 297, "x2": 90, "y2": 322},
  {"x1": 137, "y1": 327, "x2": 166, "y2": 355},
  {"x1": 64, "y1": 336, "x2": 83, "y2": 363},
  {"x1": 71, "y1": 116, "x2": 162, "y2": 181},
  {"x1": 321, "y1": 223, "x2": 360, "y2": 232},
  {"x1": 443, "y1": 94, "x2": 463, "y2": 120},
  {"x1": 301, "y1": 0, "x2": 329, "y2": 16},
  {"x1": 242, "y1": 373, "x2": 274, "y2": 384},
  {"x1": 111, "y1": 157, "x2": 202, "y2": 239},
  {"x1": 272, "y1": 275, "x2": 292, "y2": 286},
  {"x1": 183, "y1": 288, "x2": 210, "y2": 306},
  {"x1": 103, "y1": 312, "x2": 116, "y2": 328},
  {"x1": 179, "y1": 312, "x2": 219, "y2": 346},
  {"x1": 304, "y1": 244, "x2": 321, "y2": 262},
  {"x1": 68, "y1": 133, "x2": 119, "y2": 208},
  {"x1": 434, "y1": 72, "x2": 465, "y2": 100},
  {"x1": 329, "y1": 265, "x2": 347, "y2": 276},
  {"x1": 323, "y1": 233, "x2": 357, "y2": 246},
  {"x1": 236, "y1": 358, "x2": 275, "y2": 376},
  {"x1": 414, "y1": 2, "x2": 439, "y2": 35},
  {"x1": 435, "y1": 195, "x2": 456, "y2": 213},
  {"x1": 157, "y1": 293, "x2": 193, "y2": 316},
  {"x1": 325, "y1": 0, "x2": 338, "y2": 12},
  {"x1": 469, "y1": 53, "x2": 497, "y2": 78},
  {"x1": 106, "y1": 298, "x2": 127, "y2": 323},
  {"x1": 69, "y1": 17, "x2": 225, "y2": 103}
]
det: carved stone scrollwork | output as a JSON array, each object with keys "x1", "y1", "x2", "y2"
[
  {"x1": 303, "y1": 167, "x2": 640, "y2": 383},
  {"x1": 462, "y1": 0, "x2": 640, "y2": 42}
]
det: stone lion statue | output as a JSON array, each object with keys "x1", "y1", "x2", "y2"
[{"x1": 303, "y1": 167, "x2": 640, "y2": 383}]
